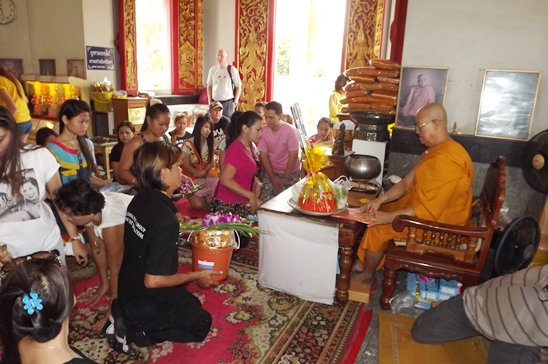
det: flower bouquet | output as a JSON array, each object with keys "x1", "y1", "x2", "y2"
[
  {"x1": 179, "y1": 180, "x2": 206, "y2": 196},
  {"x1": 180, "y1": 212, "x2": 266, "y2": 281},
  {"x1": 179, "y1": 212, "x2": 264, "y2": 249}
]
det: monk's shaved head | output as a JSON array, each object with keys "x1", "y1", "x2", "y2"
[{"x1": 416, "y1": 103, "x2": 447, "y2": 128}]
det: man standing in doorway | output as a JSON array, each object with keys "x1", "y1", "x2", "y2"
[
  {"x1": 207, "y1": 49, "x2": 242, "y2": 118},
  {"x1": 208, "y1": 101, "x2": 230, "y2": 149},
  {"x1": 258, "y1": 101, "x2": 301, "y2": 202}
]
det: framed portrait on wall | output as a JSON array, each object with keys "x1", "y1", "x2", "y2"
[
  {"x1": 39, "y1": 59, "x2": 56, "y2": 76},
  {"x1": 67, "y1": 59, "x2": 85, "y2": 79},
  {"x1": 475, "y1": 70, "x2": 540, "y2": 140},
  {"x1": 0, "y1": 59, "x2": 24, "y2": 82},
  {"x1": 395, "y1": 67, "x2": 448, "y2": 129}
]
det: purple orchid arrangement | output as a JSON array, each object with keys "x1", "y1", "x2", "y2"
[
  {"x1": 179, "y1": 181, "x2": 205, "y2": 195},
  {"x1": 180, "y1": 212, "x2": 265, "y2": 238},
  {"x1": 202, "y1": 212, "x2": 246, "y2": 227}
]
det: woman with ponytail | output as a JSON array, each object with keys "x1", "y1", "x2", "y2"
[
  {"x1": 0, "y1": 257, "x2": 96, "y2": 363},
  {"x1": 116, "y1": 101, "x2": 172, "y2": 187},
  {"x1": 47, "y1": 99, "x2": 108, "y2": 188},
  {"x1": 0, "y1": 67, "x2": 32, "y2": 143},
  {"x1": 211, "y1": 111, "x2": 263, "y2": 233}
]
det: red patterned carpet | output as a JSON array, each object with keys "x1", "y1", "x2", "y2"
[{"x1": 66, "y1": 240, "x2": 371, "y2": 363}]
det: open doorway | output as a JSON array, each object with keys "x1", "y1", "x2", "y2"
[{"x1": 272, "y1": 0, "x2": 346, "y2": 134}]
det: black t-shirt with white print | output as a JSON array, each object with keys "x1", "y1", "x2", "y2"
[{"x1": 117, "y1": 188, "x2": 182, "y2": 330}]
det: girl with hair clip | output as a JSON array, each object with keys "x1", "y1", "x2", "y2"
[
  {"x1": 116, "y1": 101, "x2": 172, "y2": 187},
  {"x1": 0, "y1": 106, "x2": 88, "y2": 267},
  {"x1": 109, "y1": 121, "x2": 135, "y2": 181},
  {"x1": 0, "y1": 258, "x2": 97, "y2": 363},
  {"x1": 0, "y1": 67, "x2": 32, "y2": 143},
  {"x1": 181, "y1": 115, "x2": 217, "y2": 210},
  {"x1": 47, "y1": 99, "x2": 109, "y2": 188},
  {"x1": 169, "y1": 111, "x2": 192, "y2": 148},
  {"x1": 310, "y1": 117, "x2": 334, "y2": 145},
  {"x1": 114, "y1": 142, "x2": 218, "y2": 351},
  {"x1": 212, "y1": 111, "x2": 262, "y2": 248}
]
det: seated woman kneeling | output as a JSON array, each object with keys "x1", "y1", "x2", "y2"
[
  {"x1": 212, "y1": 111, "x2": 263, "y2": 248},
  {"x1": 115, "y1": 142, "x2": 220, "y2": 351},
  {"x1": 181, "y1": 115, "x2": 218, "y2": 210}
]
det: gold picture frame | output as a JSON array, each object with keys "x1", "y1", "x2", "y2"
[
  {"x1": 67, "y1": 59, "x2": 86, "y2": 79},
  {"x1": 475, "y1": 69, "x2": 540, "y2": 140},
  {"x1": 395, "y1": 67, "x2": 449, "y2": 129}
]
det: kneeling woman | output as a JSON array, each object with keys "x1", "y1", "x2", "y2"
[
  {"x1": 116, "y1": 142, "x2": 220, "y2": 349},
  {"x1": 181, "y1": 115, "x2": 217, "y2": 210},
  {"x1": 212, "y1": 111, "x2": 263, "y2": 247}
]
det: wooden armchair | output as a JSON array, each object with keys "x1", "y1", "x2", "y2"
[{"x1": 379, "y1": 157, "x2": 506, "y2": 310}]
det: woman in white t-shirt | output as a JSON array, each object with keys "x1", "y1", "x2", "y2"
[{"x1": 0, "y1": 106, "x2": 88, "y2": 266}]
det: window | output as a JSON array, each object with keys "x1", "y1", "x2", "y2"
[
  {"x1": 273, "y1": 0, "x2": 346, "y2": 133},
  {"x1": 135, "y1": 0, "x2": 172, "y2": 94}
]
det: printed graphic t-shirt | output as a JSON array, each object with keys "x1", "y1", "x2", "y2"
[{"x1": 0, "y1": 146, "x2": 62, "y2": 257}]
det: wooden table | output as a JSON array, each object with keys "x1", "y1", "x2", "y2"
[
  {"x1": 258, "y1": 186, "x2": 364, "y2": 304},
  {"x1": 90, "y1": 136, "x2": 118, "y2": 181}
]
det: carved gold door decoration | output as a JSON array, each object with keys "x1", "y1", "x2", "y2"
[
  {"x1": 343, "y1": 0, "x2": 385, "y2": 69},
  {"x1": 236, "y1": 0, "x2": 270, "y2": 109},
  {"x1": 175, "y1": 0, "x2": 203, "y2": 93}
]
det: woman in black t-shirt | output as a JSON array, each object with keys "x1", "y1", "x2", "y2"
[
  {"x1": 114, "y1": 142, "x2": 220, "y2": 351},
  {"x1": 0, "y1": 257, "x2": 97, "y2": 363},
  {"x1": 109, "y1": 121, "x2": 135, "y2": 182}
]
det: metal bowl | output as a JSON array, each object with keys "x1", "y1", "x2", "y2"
[{"x1": 343, "y1": 154, "x2": 382, "y2": 180}]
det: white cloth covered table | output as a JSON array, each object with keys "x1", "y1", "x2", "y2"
[{"x1": 258, "y1": 210, "x2": 339, "y2": 305}]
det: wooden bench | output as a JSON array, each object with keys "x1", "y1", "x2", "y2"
[{"x1": 379, "y1": 157, "x2": 506, "y2": 310}]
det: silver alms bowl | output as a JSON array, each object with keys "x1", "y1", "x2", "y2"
[{"x1": 343, "y1": 154, "x2": 382, "y2": 180}]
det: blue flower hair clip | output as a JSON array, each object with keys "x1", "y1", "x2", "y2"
[{"x1": 22, "y1": 292, "x2": 43, "y2": 315}]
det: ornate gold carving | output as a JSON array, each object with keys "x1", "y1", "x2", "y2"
[
  {"x1": 344, "y1": 0, "x2": 385, "y2": 70},
  {"x1": 177, "y1": 0, "x2": 203, "y2": 92},
  {"x1": 123, "y1": 0, "x2": 137, "y2": 90},
  {"x1": 237, "y1": 0, "x2": 269, "y2": 109},
  {"x1": 373, "y1": 0, "x2": 385, "y2": 58}
]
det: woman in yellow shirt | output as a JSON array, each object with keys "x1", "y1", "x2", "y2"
[
  {"x1": 0, "y1": 68, "x2": 32, "y2": 143},
  {"x1": 328, "y1": 74, "x2": 349, "y2": 123}
]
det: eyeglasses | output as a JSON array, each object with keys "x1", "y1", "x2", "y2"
[{"x1": 415, "y1": 119, "x2": 439, "y2": 131}]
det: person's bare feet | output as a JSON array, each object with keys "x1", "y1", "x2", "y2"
[
  {"x1": 351, "y1": 259, "x2": 365, "y2": 274},
  {"x1": 88, "y1": 282, "x2": 109, "y2": 306},
  {"x1": 353, "y1": 269, "x2": 376, "y2": 285}
]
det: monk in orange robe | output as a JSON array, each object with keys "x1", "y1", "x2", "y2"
[{"x1": 353, "y1": 103, "x2": 474, "y2": 284}]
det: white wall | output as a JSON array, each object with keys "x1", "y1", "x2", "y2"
[
  {"x1": 0, "y1": 0, "x2": 33, "y2": 72},
  {"x1": 26, "y1": 0, "x2": 85, "y2": 75},
  {"x1": 403, "y1": 0, "x2": 548, "y2": 137},
  {"x1": 82, "y1": 0, "x2": 117, "y2": 85},
  {"x1": 203, "y1": 0, "x2": 236, "y2": 84}
]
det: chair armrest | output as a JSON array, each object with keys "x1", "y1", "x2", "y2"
[{"x1": 392, "y1": 215, "x2": 488, "y2": 239}]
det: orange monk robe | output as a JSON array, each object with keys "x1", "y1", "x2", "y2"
[{"x1": 356, "y1": 139, "x2": 474, "y2": 269}]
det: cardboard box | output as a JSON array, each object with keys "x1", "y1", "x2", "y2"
[
  {"x1": 348, "y1": 278, "x2": 373, "y2": 303},
  {"x1": 439, "y1": 279, "x2": 459, "y2": 296}
]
